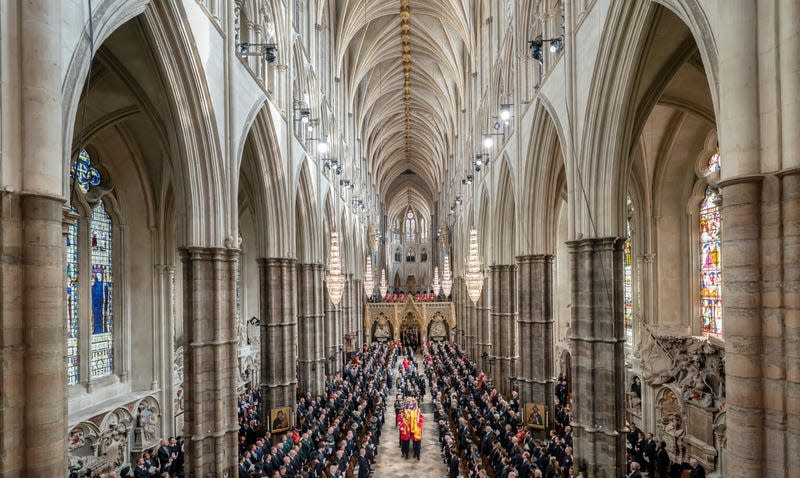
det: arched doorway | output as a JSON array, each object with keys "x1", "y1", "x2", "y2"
[
  {"x1": 400, "y1": 313, "x2": 421, "y2": 350},
  {"x1": 560, "y1": 350, "x2": 572, "y2": 393}
]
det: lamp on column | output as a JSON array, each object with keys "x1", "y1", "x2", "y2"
[
  {"x1": 441, "y1": 255, "x2": 453, "y2": 297},
  {"x1": 433, "y1": 266, "x2": 441, "y2": 295},
  {"x1": 379, "y1": 268, "x2": 388, "y2": 297},
  {"x1": 465, "y1": 228, "x2": 484, "y2": 303},
  {"x1": 364, "y1": 255, "x2": 374, "y2": 297},
  {"x1": 326, "y1": 231, "x2": 346, "y2": 306}
]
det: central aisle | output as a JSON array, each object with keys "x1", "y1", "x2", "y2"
[{"x1": 372, "y1": 372, "x2": 450, "y2": 476}]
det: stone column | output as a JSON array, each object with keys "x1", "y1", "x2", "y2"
[
  {"x1": 717, "y1": 179, "x2": 765, "y2": 477},
  {"x1": 454, "y1": 277, "x2": 465, "y2": 349},
  {"x1": 462, "y1": 278, "x2": 476, "y2": 359},
  {"x1": 324, "y1": 284, "x2": 343, "y2": 375},
  {"x1": 353, "y1": 279, "x2": 363, "y2": 348},
  {"x1": 475, "y1": 276, "x2": 492, "y2": 374},
  {"x1": 517, "y1": 255, "x2": 554, "y2": 422},
  {"x1": 490, "y1": 265, "x2": 518, "y2": 397},
  {"x1": 341, "y1": 277, "x2": 353, "y2": 352},
  {"x1": 782, "y1": 171, "x2": 800, "y2": 477},
  {"x1": 0, "y1": 0, "x2": 67, "y2": 474},
  {"x1": 258, "y1": 258, "x2": 297, "y2": 413},
  {"x1": 297, "y1": 263, "x2": 325, "y2": 395},
  {"x1": 180, "y1": 247, "x2": 239, "y2": 475},
  {"x1": 567, "y1": 237, "x2": 626, "y2": 478},
  {"x1": 463, "y1": 280, "x2": 476, "y2": 357}
]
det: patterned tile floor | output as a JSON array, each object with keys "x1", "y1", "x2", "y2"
[{"x1": 372, "y1": 374, "x2": 449, "y2": 477}]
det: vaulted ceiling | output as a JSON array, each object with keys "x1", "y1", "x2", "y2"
[{"x1": 333, "y1": 0, "x2": 473, "y2": 217}]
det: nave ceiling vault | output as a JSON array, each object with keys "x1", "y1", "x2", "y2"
[{"x1": 331, "y1": 0, "x2": 472, "y2": 213}]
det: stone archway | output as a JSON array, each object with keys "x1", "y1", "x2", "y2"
[
  {"x1": 400, "y1": 312, "x2": 422, "y2": 349},
  {"x1": 559, "y1": 350, "x2": 572, "y2": 392}
]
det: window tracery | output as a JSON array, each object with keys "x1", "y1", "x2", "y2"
[{"x1": 67, "y1": 149, "x2": 116, "y2": 384}]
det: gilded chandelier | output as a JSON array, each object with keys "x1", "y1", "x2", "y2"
[
  {"x1": 364, "y1": 255, "x2": 374, "y2": 297},
  {"x1": 433, "y1": 266, "x2": 441, "y2": 295},
  {"x1": 441, "y1": 255, "x2": 453, "y2": 297},
  {"x1": 465, "y1": 228, "x2": 484, "y2": 303},
  {"x1": 379, "y1": 268, "x2": 388, "y2": 297},
  {"x1": 326, "y1": 231, "x2": 347, "y2": 306}
]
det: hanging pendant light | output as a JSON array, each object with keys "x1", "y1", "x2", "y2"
[
  {"x1": 433, "y1": 266, "x2": 441, "y2": 295},
  {"x1": 379, "y1": 268, "x2": 388, "y2": 297},
  {"x1": 465, "y1": 229, "x2": 484, "y2": 303},
  {"x1": 326, "y1": 231, "x2": 347, "y2": 306},
  {"x1": 441, "y1": 255, "x2": 453, "y2": 297},
  {"x1": 364, "y1": 255, "x2": 374, "y2": 297}
]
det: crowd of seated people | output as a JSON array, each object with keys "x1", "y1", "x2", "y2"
[
  {"x1": 425, "y1": 342, "x2": 571, "y2": 478},
  {"x1": 424, "y1": 342, "x2": 700, "y2": 478},
  {"x1": 235, "y1": 343, "x2": 393, "y2": 478}
]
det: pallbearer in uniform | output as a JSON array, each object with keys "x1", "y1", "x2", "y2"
[
  {"x1": 399, "y1": 414, "x2": 411, "y2": 459},
  {"x1": 401, "y1": 398, "x2": 424, "y2": 460}
]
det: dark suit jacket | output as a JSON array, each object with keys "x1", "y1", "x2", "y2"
[
  {"x1": 690, "y1": 465, "x2": 707, "y2": 478},
  {"x1": 356, "y1": 455, "x2": 370, "y2": 478},
  {"x1": 628, "y1": 472, "x2": 642, "y2": 478}
]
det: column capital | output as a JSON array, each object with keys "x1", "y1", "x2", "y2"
[
  {"x1": 488, "y1": 263, "x2": 518, "y2": 272},
  {"x1": 257, "y1": 256, "x2": 298, "y2": 268},
  {"x1": 516, "y1": 254, "x2": 555, "y2": 264},
  {"x1": 566, "y1": 236, "x2": 625, "y2": 252}
]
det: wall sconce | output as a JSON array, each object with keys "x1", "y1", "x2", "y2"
[
  {"x1": 462, "y1": 175, "x2": 474, "y2": 185},
  {"x1": 528, "y1": 36, "x2": 563, "y2": 62},
  {"x1": 307, "y1": 137, "x2": 329, "y2": 155},
  {"x1": 295, "y1": 108, "x2": 317, "y2": 133},
  {"x1": 482, "y1": 133, "x2": 504, "y2": 150},
  {"x1": 474, "y1": 154, "x2": 490, "y2": 172},
  {"x1": 237, "y1": 42, "x2": 279, "y2": 63},
  {"x1": 323, "y1": 158, "x2": 342, "y2": 175},
  {"x1": 499, "y1": 104, "x2": 514, "y2": 124}
]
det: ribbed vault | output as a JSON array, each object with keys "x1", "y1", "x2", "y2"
[{"x1": 331, "y1": 0, "x2": 471, "y2": 214}]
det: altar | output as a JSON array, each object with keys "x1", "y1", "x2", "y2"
[{"x1": 364, "y1": 297, "x2": 456, "y2": 344}]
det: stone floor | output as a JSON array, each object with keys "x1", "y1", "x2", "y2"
[{"x1": 372, "y1": 372, "x2": 449, "y2": 477}]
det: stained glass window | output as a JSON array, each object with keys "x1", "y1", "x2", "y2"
[
  {"x1": 623, "y1": 196, "x2": 634, "y2": 339},
  {"x1": 708, "y1": 152, "x2": 720, "y2": 173},
  {"x1": 700, "y1": 186, "x2": 722, "y2": 336},
  {"x1": 90, "y1": 201, "x2": 114, "y2": 378},
  {"x1": 71, "y1": 149, "x2": 101, "y2": 193},
  {"x1": 66, "y1": 206, "x2": 80, "y2": 385}
]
